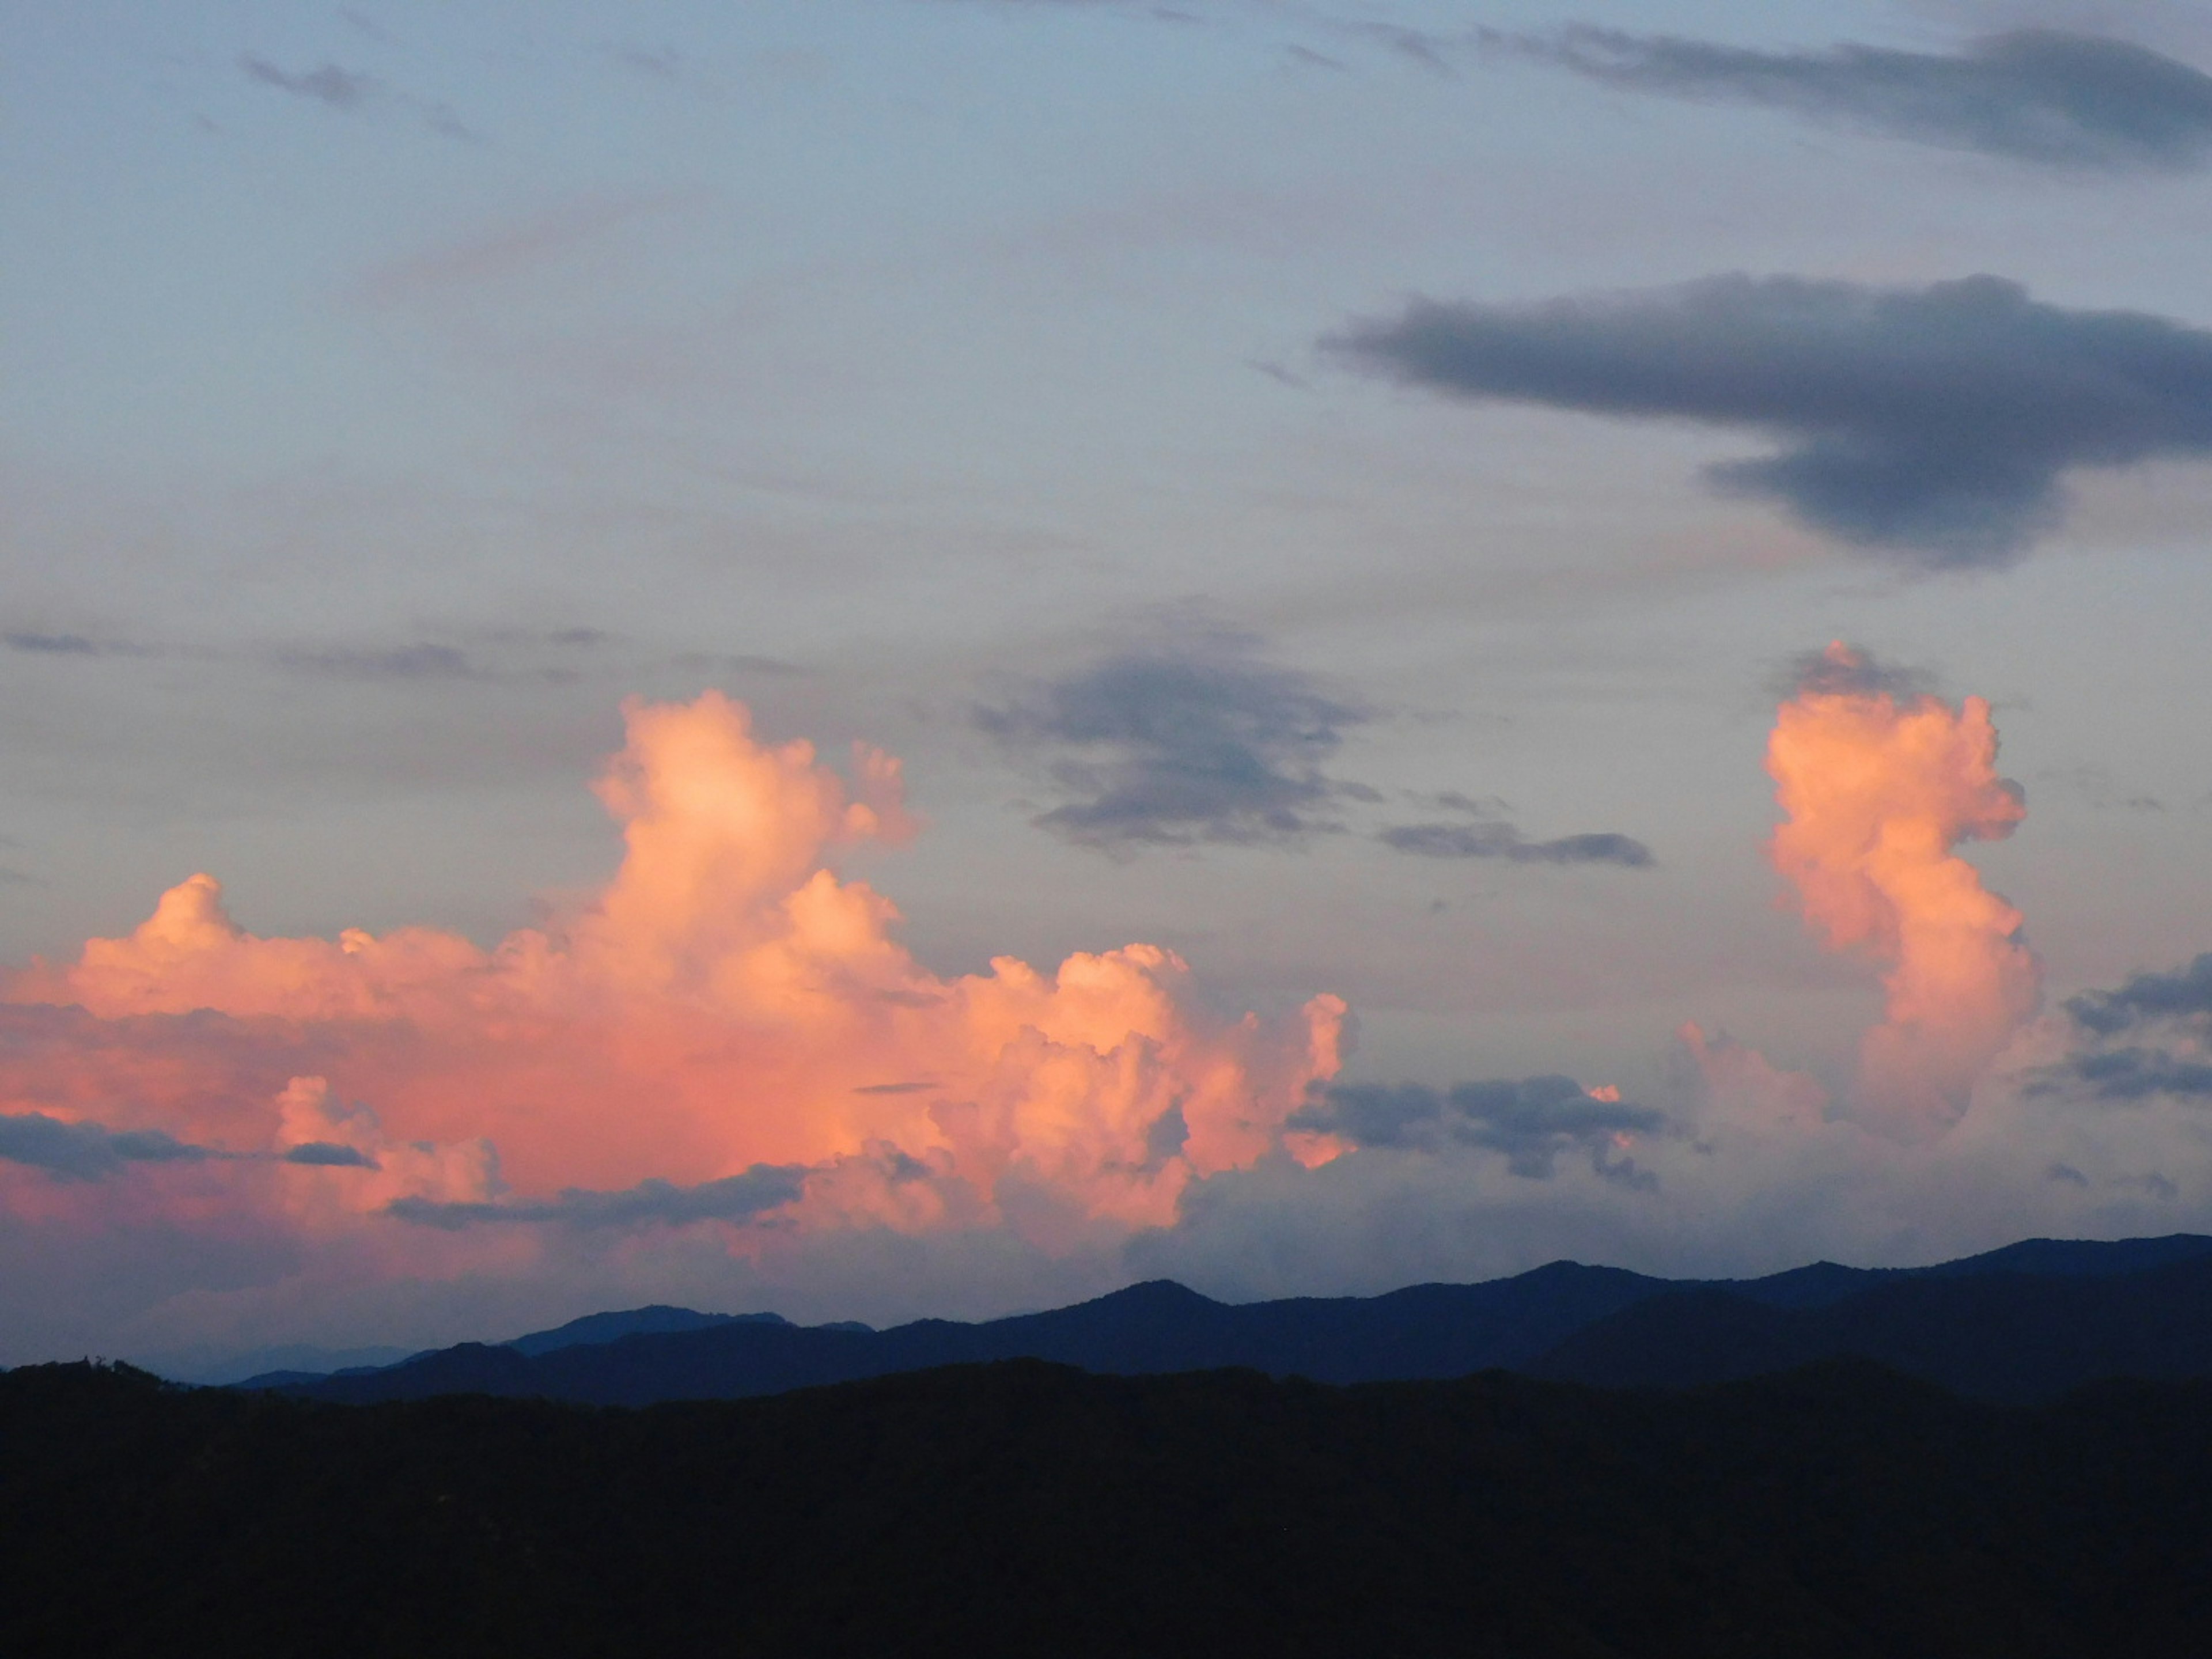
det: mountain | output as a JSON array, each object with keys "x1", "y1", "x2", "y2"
[
  {"x1": 1538, "y1": 1250, "x2": 2212, "y2": 1403},
  {"x1": 505, "y1": 1305, "x2": 786, "y2": 1357},
  {"x1": 13, "y1": 1355, "x2": 2212, "y2": 1656},
  {"x1": 266, "y1": 1233, "x2": 2212, "y2": 1408},
  {"x1": 281, "y1": 1261, "x2": 1677, "y2": 1406}
]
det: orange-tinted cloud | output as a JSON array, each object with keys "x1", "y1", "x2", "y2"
[
  {"x1": 1766, "y1": 644, "x2": 2040, "y2": 1125},
  {"x1": 1, "y1": 692, "x2": 1346, "y2": 1245}
]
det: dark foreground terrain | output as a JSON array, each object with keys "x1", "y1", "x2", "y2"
[{"x1": 9, "y1": 1358, "x2": 2212, "y2": 1657}]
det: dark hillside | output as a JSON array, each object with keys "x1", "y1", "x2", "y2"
[{"x1": 9, "y1": 1358, "x2": 2212, "y2": 1656}]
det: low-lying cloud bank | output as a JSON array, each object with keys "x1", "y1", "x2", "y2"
[
  {"x1": 0, "y1": 673, "x2": 2206, "y2": 1370},
  {"x1": 1330, "y1": 274, "x2": 2212, "y2": 565}
]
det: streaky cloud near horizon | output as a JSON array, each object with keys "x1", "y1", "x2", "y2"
[
  {"x1": 1327, "y1": 274, "x2": 2212, "y2": 565},
  {"x1": 1488, "y1": 26, "x2": 2212, "y2": 173},
  {"x1": 1377, "y1": 822, "x2": 1653, "y2": 868}
]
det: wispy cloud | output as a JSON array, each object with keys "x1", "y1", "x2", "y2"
[
  {"x1": 1490, "y1": 27, "x2": 2212, "y2": 173},
  {"x1": 238, "y1": 53, "x2": 477, "y2": 142},
  {"x1": 1377, "y1": 823, "x2": 1653, "y2": 868},
  {"x1": 389, "y1": 1165, "x2": 809, "y2": 1230},
  {"x1": 1329, "y1": 274, "x2": 2212, "y2": 566}
]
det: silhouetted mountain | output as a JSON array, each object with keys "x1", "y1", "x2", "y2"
[
  {"x1": 12, "y1": 1356, "x2": 2212, "y2": 1657},
  {"x1": 283, "y1": 1261, "x2": 1676, "y2": 1406},
  {"x1": 267, "y1": 1233, "x2": 2212, "y2": 1408},
  {"x1": 1538, "y1": 1251, "x2": 2212, "y2": 1403},
  {"x1": 506, "y1": 1304, "x2": 785, "y2": 1356}
]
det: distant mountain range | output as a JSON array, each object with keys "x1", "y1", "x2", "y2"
[{"x1": 245, "y1": 1233, "x2": 2212, "y2": 1407}]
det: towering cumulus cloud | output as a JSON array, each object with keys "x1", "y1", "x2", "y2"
[
  {"x1": 1767, "y1": 645, "x2": 2040, "y2": 1126},
  {"x1": 1, "y1": 693, "x2": 1346, "y2": 1252}
]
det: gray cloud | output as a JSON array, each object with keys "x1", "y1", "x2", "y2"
[
  {"x1": 282, "y1": 1141, "x2": 380, "y2": 1169},
  {"x1": 1328, "y1": 274, "x2": 2212, "y2": 565},
  {"x1": 1780, "y1": 642, "x2": 1940, "y2": 700},
  {"x1": 2026, "y1": 952, "x2": 2212, "y2": 1103},
  {"x1": 3, "y1": 632, "x2": 99, "y2": 656},
  {"x1": 240, "y1": 55, "x2": 375, "y2": 109},
  {"x1": 274, "y1": 643, "x2": 478, "y2": 681},
  {"x1": 978, "y1": 635, "x2": 1374, "y2": 849},
  {"x1": 1378, "y1": 823, "x2": 1653, "y2": 867},
  {"x1": 238, "y1": 54, "x2": 476, "y2": 142},
  {"x1": 1291, "y1": 1075, "x2": 1665, "y2": 1181},
  {"x1": 0, "y1": 1113, "x2": 215, "y2": 1183},
  {"x1": 389, "y1": 1164, "x2": 808, "y2": 1230},
  {"x1": 2067, "y1": 953, "x2": 2212, "y2": 1035},
  {"x1": 2043, "y1": 1048, "x2": 2212, "y2": 1101},
  {"x1": 1493, "y1": 27, "x2": 2212, "y2": 173}
]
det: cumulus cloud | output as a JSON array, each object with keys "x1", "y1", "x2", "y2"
[
  {"x1": 977, "y1": 634, "x2": 1375, "y2": 848},
  {"x1": 1328, "y1": 273, "x2": 2212, "y2": 565},
  {"x1": 1768, "y1": 643, "x2": 2039, "y2": 1125},
  {"x1": 2, "y1": 691, "x2": 1346, "y2": 1251},
  {"x1": 1492, "y1": 27, "x2": 2212, "y2": 172}
]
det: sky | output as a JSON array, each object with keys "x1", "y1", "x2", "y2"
[{"x1": 5, "y1": 0, "x2": 2212, "y2": 1377}]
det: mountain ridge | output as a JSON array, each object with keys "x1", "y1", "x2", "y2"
[{"x1": 245, "y1": 1232, "x2": 2212, "y2": 1407}]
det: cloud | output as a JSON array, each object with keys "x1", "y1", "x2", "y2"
[
  {"x1": 1779, "y1": 642, "x2": 1938, "y2": 702},
  {"x1": 3, "y1": 691, "x2": 1347, "y2": 1243},
  {"x1": 2043, "y1": 1047, "x2": 2212, "y2": 1101},
  {"x1": 0, "y1": 1113, "x2": 214, "y2": 1183},
  {"x1": 2066, "y1": 953, "x2": 2212, "y2": 1035},
  {"x1": 1327, "y1": 273, "x2": 2212, "y2": 565},
  {"x1": 1491, "y1": 26, "x2": 2212, "y2": 173},
  {"x1": 240, "y1": 55, "x2": 375, "y2": 110},
  {"x1": 1378, "y1": 823, "x2": 1653, "y2": 867},
  {"x1": 978, "y1": 633, "x2": 1375, "y2": 849},
  {"x1": 1291, "y1": 1075, "x2": 1664, "y2": 1180},
  {"x1": 238, "y1": 54, "x2": 476, "y2": 142},
  {"x1": 283, "y1": 1142, "x2": 380, "y2": 1168},
  {"x1": 272, "y1": 643, "x2": 478, "y2": 681},
  {"x1": 2027, "y1": 952, "x2": 2212, "y2": 1104},
  {"x1": 1766, "y1": 644, "x2": 2039, "y2": 1124},
  {"x1": 392, "y1": 1164, "x2": 809, "y2": 1230}
]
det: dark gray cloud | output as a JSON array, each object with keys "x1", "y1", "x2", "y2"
[
  {"x1": 978, "y1": 635, "x2": 1374, "y2": 849},
  {"x1": 2037, "y1": 1047, "x2": 2212, "y2": 1101},
  {"x1": 389, "y1": 1164, "x2": 807, "y2": 1230},
  {"x1": 283, "y1": 1141, "x2": 379, "y2": 1169},
  {"x1": 1328, "y1": 273, "x2": 2212, "y2": 565},
  {"x1": 2066, "y1": 952, "x2": 2212, "y2": 1035},
  {"x1": 1780, "y1": 642, "x2": 1940, "y2": 700},
  {"x1": 0, "y1": 1113, "x2": 215, "y2": 1183},
  {"x1": 1492, "y1": 27, "x2": 2212, "y2": 173},
  {"x1": 2027, "y1": 952, "x2": 2212, "y2": 1103},
  {"x1": 1291, "y1": 1075, "x2": 1664, "y2": 1182},
  {"x1": 1378, "y1": 822, "x2": 1653, "y2": 867}
]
